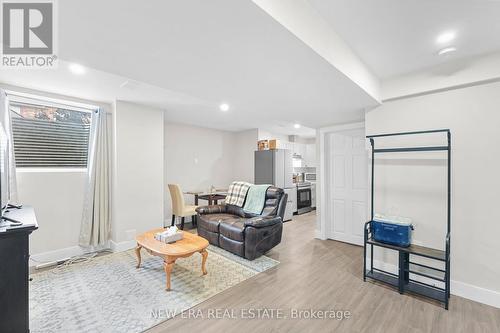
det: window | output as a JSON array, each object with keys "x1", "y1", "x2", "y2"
[{"x1": 8, "y1": 96, "x2": 93, "y2": 168}]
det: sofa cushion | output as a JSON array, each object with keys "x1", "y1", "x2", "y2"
[
  {"x1": 197, "y1": 227, "x2": 219, "y2": 246},
  {"x1": 219, "y1": 220, "x2": 245, "y2": 241},
  {"x1": 219, "y1": 234, "x2": 245, "y2": 257},
  {"x1": 198, "y1": 213, "x2": 242, "y2": 233},
  {"x1": 196, "y1": 204, "x2": 226, "y2": 215},
  {"x1": 226, "y1": 204, "x2": 246, "y2": 217}
]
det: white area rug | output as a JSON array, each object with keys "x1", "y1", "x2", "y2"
[{"x1": 29, "y1": 245, "x2": 279, "y2": 333}]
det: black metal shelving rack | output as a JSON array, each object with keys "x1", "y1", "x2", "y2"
[{"x1": 363, "y1": 129, "x2": 451, "y2": 309}]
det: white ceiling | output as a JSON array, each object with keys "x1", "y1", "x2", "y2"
[
  {"x1": 0, "y1": 61, "x2": 316, "y2": 137},
  {"x1": 308, "y1": 0, "x2": 500, "y2": 79},
  {"x1": 0, "y1": 61, "x2": 207, "y2": 110},
  {"x1": 53, "y1": 0, "x2": 377, "y2": 132},
  {"x1": 3, "y1": 0, "x2": 497, "y2": 135},
  {"x1": 0, "y1": 0, "x2": 379, "y2": 135}
]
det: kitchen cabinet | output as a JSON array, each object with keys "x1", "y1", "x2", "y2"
[
  {"x1": 278, "y1": 140, "x2": 294, "y2": 151},
  {"x1": 283, "y1": 187, "x2": 297, "y2": 220},
  {"x1": 304, "y1": 143, "x2": 317, "y2": 167},
  {"x1": 292, "y1": 143, "x2": 306, "y2": 158},
  {"x1": 291, "y1": 186, "x2": 297, "y2": 213},
  {"x1": 299, "y1": 144, "x2": 307, "y2": 159},
  {"x1": 265, "y1": 139, "x2": 315, "y2": 168}
]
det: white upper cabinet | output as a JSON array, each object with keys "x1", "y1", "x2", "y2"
[
  {"x1": 277, "y1": 140, "x2": 293, "y2": 151},
  {"x1": 265, "y1": 138, "x2": 315, "y2": 167},
  {"x1": 294, "y1": 143, "x2": 306, "y2": 158},
  {"x1": 304, "y1": 143, "x2": 317, "y2": 167},
  {"x1": 291, "y1": 142, "x2": 298, "y2": 155}
]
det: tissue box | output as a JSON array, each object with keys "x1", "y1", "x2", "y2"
[{"x1": 155, "y1": 230, "x2": 183, "y2": 244}]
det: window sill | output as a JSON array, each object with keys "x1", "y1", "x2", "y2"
[{"x1": 16, "y1": 168, "x2": 87, "y2": 173}]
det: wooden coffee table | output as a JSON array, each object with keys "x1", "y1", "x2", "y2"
[{"x1": 135, "y1": 229, "x2": 209, "y2": 291}]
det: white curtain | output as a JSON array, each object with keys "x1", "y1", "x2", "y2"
[
  {"x1": 79, "y1": 108, "x2": 111, "y2": 247},
  {"x1": 0, "y1": 89, "x2": 18, "y2": 204}
]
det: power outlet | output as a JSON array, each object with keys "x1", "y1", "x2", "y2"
[{"x1": 125, "y1": 229, "x2": 136, "y2": 240}]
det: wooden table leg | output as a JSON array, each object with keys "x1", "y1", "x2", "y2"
[
  {"x1": 200, "y1": 249, "x2": 208, "y2": 275},
  {"x1": 163, "y1": 258, "x2": 176, "y2": 291},
  {"x1": 135, "y1": 245, "x2": 142, "y2": 268}
]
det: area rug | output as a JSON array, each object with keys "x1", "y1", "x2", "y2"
[{"x1": 29, "y1": 245, "x2": 279, "y2": 333}]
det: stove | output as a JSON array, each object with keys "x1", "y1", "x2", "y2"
[{"x1": 296, "y1": 182, "x2": 312, "y2": 214}]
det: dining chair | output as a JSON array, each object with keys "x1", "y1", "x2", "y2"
[{"x1": 167, "y1": 184, "x2": 198, "y2": 230}]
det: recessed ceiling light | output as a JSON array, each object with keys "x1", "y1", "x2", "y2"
[
  {"x1": 294, "y1": 123, "x2": 301, "y2": 129},
  {"x1": 219, "y1": 103, "x2": 230, "y2": 111},
  {"x1": 436, "y1": 31, "x2": 456, "y2": 44},
  {"x1": 438, "y1": 47, "x2": 457, "y2": 56},
  {"x1": 69, "y1": 63, "x2": 86, "y2": 75}
]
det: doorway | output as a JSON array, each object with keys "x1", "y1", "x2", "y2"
[{"x1": 317, "y1": 122, "x2": 369, "y2": 245}]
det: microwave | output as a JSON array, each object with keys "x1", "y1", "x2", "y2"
[{"x1": 304, "y1": 173, "x2": 316, "y2": 182}]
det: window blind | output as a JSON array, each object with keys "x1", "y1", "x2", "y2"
[{"x1": 11, "y1": 114, "x2": 91, "y2": 168}]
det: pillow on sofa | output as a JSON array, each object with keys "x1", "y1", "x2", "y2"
[
  {"x1": 243, "y1": 184, "x2": 271, "y2": 215},
  {"x1": 225, "y1": 181, "x2": 252, "y2": 207}
]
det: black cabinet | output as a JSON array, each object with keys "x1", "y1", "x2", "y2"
[{"x1": 0, "y1": 206, "x2": 38, "y2": 333}]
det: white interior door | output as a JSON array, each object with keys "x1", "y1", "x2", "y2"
[{"x1": 327, "y1": 129, "x2": 368, "y2": 246}]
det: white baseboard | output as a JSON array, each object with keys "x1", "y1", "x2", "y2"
[
  {"x1": 314, "y1": 229, "x2": 327, "y2": 240},
  {"x1": 30, "y1": 246, "x2": 89, "y2": 268},
  {"x1": 30, "y1": 240, "x2": 135, "y2": 269},
  {"x1": 109, "y1": 239, "x2": 136, "y2": 252},
  {"x1": 366, "y1": 258, "x2": 500, "y2": 309},
  {"x1": 451, "y1": 280, "x2": 500, "y2": 309}
]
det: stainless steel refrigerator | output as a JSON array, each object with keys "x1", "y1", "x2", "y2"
[{"x1": 254, "y1": 149, "x2": 295, "y2": 221}]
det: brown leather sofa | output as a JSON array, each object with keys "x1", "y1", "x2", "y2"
[{"x1": 196, "y1": 186, "x2": 287, "y2": 260}]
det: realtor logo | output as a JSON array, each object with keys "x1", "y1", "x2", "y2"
[{"x1": 1, "y1": 0, "x2": 57, "y2": 68}]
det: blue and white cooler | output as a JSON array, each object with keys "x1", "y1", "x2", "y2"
[{"x1": 371, "y1": 214, "x2": 414, "y2": 247}]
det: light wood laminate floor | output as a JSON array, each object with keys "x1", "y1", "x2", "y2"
[{"x1": 148, "y1": 212, "x2": 500, "y2": 333}]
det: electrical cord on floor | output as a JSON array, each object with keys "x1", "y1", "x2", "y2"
[
  {"x1": 52, "y1": 252, "x2": 99, "y2": 272},
  {"x1": 30, "y1": 249, "x2": 113, "y2": 274}
]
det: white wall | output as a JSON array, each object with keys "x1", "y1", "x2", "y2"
[
  {"x1": 163, "y1": 125, "x2": 261, "y2": 221},
  {"x1": 17, "y1": 171, "x2": 86, "y2": 255},
  {"x1": 112, "y1": 101, "x2": 164, "y2": 244},
  {"x1": 233, "y1": 129, "x2": 258, "y2": 183},
  {"x1": 366, "y1": 81, "x2": 500, "y2": 307},
  {"x1": 164, "y1": 122, "x2": 237, "y2": 219}
]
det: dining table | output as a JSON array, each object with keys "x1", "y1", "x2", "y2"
[{"x1": 185, "y1": 189, "x2": 228, "y2": 206}]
